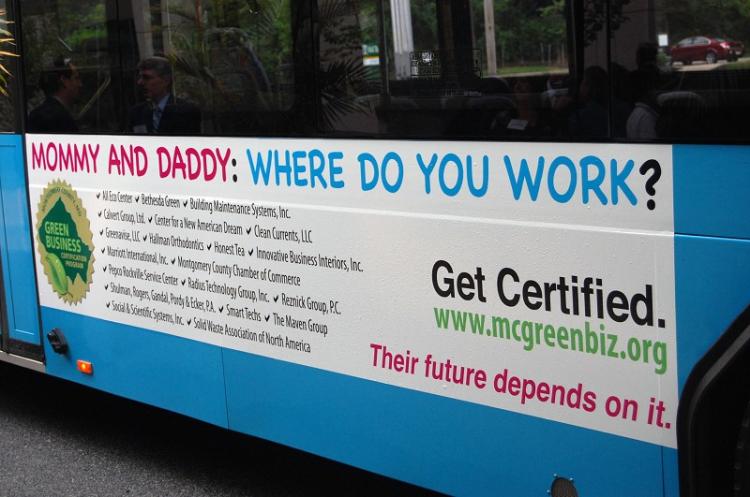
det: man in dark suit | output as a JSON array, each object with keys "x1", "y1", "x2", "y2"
[
  {"x1": 129, "y1": 56, "x2": 201, "y2": 134},
  {"x1": 28, "y1": 57, "x2": 82, "y2": 133}
]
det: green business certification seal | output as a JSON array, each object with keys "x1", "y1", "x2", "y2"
[{"x1": 36, "y1": 180, "x2": 95, "y2": 304}]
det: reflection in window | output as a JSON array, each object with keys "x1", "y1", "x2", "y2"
[
  {"x1": 22, "y1": 0, "x2": 114, "y2": 133},
  {"x1": 0, "y1": 0, "x2": 17, "y2": 132},
  {"x1": 21, "y1": 0, "x2": 299, "y2": 135},
  {"x1": 315, "y1": 0, "x2": 381, "y2": 134},
  {"x1": 130, "y1": 0, "x2": 297, "y2": 134},
  {"x1": 323, "y1": 0, "x2": 599, "y2": 140},
  {"x1": 611, "y1": 0, "x2": 750, "y2": 141}
]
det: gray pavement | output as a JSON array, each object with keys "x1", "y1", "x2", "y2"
[{"x1": 0, "y1": 361, "x2": 441, "y2": 497}]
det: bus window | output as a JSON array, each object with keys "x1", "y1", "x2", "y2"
[
  {"x1": 318, "y1": 0, "x2": 609, "y2": 140},
  {"x1": 20, "y1": 0, "x2": 304, "y2": 136},
  {"x1": 21, "y1": 0, "x2": 117, "y2": 134},
  {"x1": 610, "y1": 0, "x2": 750, "y2": 142},
  {"x1": 314, "y1": 0, "x2": 382, "y2": 134},
  {"x1": 120, "y1": 0, "x2": 301, "y2": 135}
]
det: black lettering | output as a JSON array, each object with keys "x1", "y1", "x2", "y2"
[
  {"x1": 522, "y1": 280, "x2": 543, "y2": 310},
  {"x1": 497, "y1": 268, "x2": 520, "y2": 306},
  {"x1": 432, "y1": 260, "x2": 454, "y2": 298},
  {"x1": 606, "y1": 290, "x2": 630, "y2": 322}
]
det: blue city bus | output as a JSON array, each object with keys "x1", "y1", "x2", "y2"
[{"x1": 1, "y1": 1, "x2": 749, "y2": 496}]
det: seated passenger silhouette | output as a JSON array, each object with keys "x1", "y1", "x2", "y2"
[
  {"x1": 129, "y1": 56, "x2": 201, "y2": 134},
  {"x1": 567, "y1": 66, "x2": 609, "y2": 138},
  {"x1": 626, "y1": 44, "x2": 663, "y2": 140},
  {"x1": 626, "y1": 68, "x2": 660, "y2": 139},
  {"x1": 28, "y1": 57, "x2": 82, "y2": 133}
]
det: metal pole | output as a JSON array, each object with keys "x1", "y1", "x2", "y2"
[
  {"x1": 377, "y1": 0, "x2": 390, "y2": 96},
  {"x1": 389, "y1": 0, "x2": 414, "y2": 79},
  {"x1": 484, "y1": 0, "x2": 496, "y2": 75}
]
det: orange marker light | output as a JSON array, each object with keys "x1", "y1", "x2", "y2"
[{"x1": 77, "y1": 360, "x2": 93, "y2": 375}]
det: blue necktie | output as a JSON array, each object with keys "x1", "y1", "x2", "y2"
[{"x1": 153, "y1": 105, "x2": 162, "y2": 131}]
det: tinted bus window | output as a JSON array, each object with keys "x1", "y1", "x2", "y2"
[
  {"x1": 0, "y1": 0, "x2": 18, "y2": 132},
  {"x1": 21, "y1": 0, "x2": 303, "y2": 136},
  {"x1": 610, "y1": 0, "x2": 750, "y2": 142},
  {"x1": 318, "y1": 0, "x2": 610, "y2": 140},
  {"x1": 21, "y1": 0, "x2": 750, "y2": 142},
  {"x1": 120, "y1": 0, "x2": 300, "y2": 135},
  {"x1": 22, "y1": 0, "x2": 117, "y2": 133}
]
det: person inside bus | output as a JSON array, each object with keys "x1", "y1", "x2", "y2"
[
  {"x1": 564, "y1": 65, "x2": 630, "y2": 138},
  {"x1": 505, "y1": 77, "x2": 547, "y2": 136},
  {"x1": 129, "y1": 56, "x2": 201, "y2": 134},
  {"x1": 28, "y1": 57, "x2": 82, "y2": 133},
  {"x1": 626, "y1": 44, "x2": 663, "y2": 140},
  {"x1": 566, "y1": 66, "x2": 609, "y2": 138}
]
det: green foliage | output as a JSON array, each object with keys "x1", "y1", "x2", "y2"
[
  {"x1": 61, "y1": 2, "x2": 106, "y2": 51},
  {"x1": 470, "y1": 0, "x2": 568, "y2": 71},
  {"x1": 20, "y1": 1, "x2": 106, "y2": 100},
  {"x1": 64, "y1": 25, "x2": 106, "y2": 50},
  {"x1": 661, "y1": 0, "x2": 750, "y2": 45},
  {"x1": 0, "y1": 8, "x2": 18, "y2": 98},
  {"x1": 410, "y1": 0, "x2": 438, "y2": 49},
  {"x1": 724, "y1": 59, "x2": 750, "y2": 70},
  {"x1": 358, "y1": 0, "x2": 379, "y2": 45},
  {"x1": 498, "y1": 63, "x2": 559, "y2": 75},
  {"x1": 467, "y1": 0, "x2": 750, "y2": 73},
  {"x1": 168, "y1": 0, "x2": 294, "y2": 112}
]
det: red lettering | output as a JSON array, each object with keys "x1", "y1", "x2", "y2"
[
  {"x1": 186, "y1": 147, "x2": 201, "y2": 180},
  {"x1": 31, "y1": 143, "x2": 45, "y2": 170},
  {"x1": 157, "y1": 146, "x2": 170, "y2": 178},
  {"x1": 172, "y1": 147, "x2": 187, "y2": 179},
  {"x1": 108, "y1": 144, "x2": 122, "y2": 174}
]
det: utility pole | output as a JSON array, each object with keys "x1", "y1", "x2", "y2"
[{"x1": 484, "y1": 0, "x2": 497, "y2": 75}]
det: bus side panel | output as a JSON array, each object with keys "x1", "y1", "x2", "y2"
[
  {"x1": 0, "y1": 134, "x2": 41, "y2": 345},
  {"x1": 669, "y1": 144, "x2": 750, "y2": 497},
  {"x1": 674, "y1": 145, "x2": 750, "y2": 239},
  {"x1": 41, "y1": 307, "x2": 228, "y2": 428},
  {"x1": 666, "y1": 235, "x2": 750, "y2": 497},
  {"x1": 674, "y1": 236, "x2": 750, "y2": 389},
  {"x1": 664, "y1": 448, "x2": 679, "y2": 497},
  {"x1": 223, "y1": 350, "x2": 663, "y2": 497}
]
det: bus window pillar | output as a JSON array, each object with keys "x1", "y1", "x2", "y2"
[{"x1": 436, "y1": 0, "x2": 477, "y2": 85}]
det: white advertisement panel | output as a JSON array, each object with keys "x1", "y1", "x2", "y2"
[{"x1": 27, "y1": 135, "x2": 677, "y2": 447}]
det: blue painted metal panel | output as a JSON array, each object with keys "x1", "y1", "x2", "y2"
[
  {"x1": 674, "y1": 145, "x2": 750, "y2": 239},
  {"x1": 41, "y1": 307, "x2": 228, "y2": 428},
  {"x1": 0, "y1": 134, "x2": 41, "y2": 345},
  {"x1": 223, "y1": 350, "x2": 663, "y2": 497},
  {"x1": 669, "y1": 150, "x2": 750, "y2": 496},
  {"x1": 674, "y1": 235, "x2": 750, "y2": 391},
  {"x1": 666, "y1": 235, "x2": 750, "y2": 497},
  {"x1": 669, "y1": 233, "x2": 750, "y2": 496},
  {"x1": 663, "y1": 448, "x2": 679, "y2": 497}
]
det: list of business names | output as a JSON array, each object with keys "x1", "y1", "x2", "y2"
[{"x1": 95, "y1": 190, "x2": 364, "y2": 355}]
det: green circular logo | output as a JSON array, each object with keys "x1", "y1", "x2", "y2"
[{"x1": 36, "y1": 180, "x2": 95, "y2": 304}]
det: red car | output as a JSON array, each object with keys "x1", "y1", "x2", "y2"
[{"x1": 669, "y1": 36, "x2": 744, "y2": 65}]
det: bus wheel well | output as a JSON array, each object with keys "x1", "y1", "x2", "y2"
[{"x1": 679, "y1": 304, "x2": 750, "y2": 497}]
